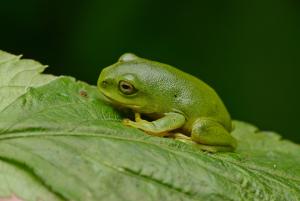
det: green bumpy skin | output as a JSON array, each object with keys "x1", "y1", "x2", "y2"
[{"x1": 97, "y1": 53, "x2": 237, "y2": 152}]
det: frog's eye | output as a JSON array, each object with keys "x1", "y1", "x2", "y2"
[{"x1": 118, "y1": 80, "x2": 137, "y2": 95}]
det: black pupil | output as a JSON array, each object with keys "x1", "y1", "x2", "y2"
[
  {"x1": 119, "y1": 81, "x2": 136, "y2": 94},
  {"x1": 122, "y1": 84, "x2": 131, "y2": 90}
]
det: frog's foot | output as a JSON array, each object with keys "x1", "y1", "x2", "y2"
[
  {"x1": 122, "y1": 118, "x2": 144, "y2": 128},
  {"x1": 172, "y1": 133, "x2": 234, "y2": 152},
  {"x1": 191, "y1": 119, "x2": 237, "y2": 153},
  {"x1": 122, "y1": 113, "x2": 146, "y2": 126},
  {"x1": 196, "y1": 144, "x2": 236, "y2": 153},
  {"x1": 122, "y1": 118, "x2": 171, "y2": 137},
  {"x1": 134, "y1": 113, "x2": 142, "y2": 122},
  {"x1": 173, "y1": 133, "x2": 190, "y2": 140},
  {"x1": 173, "y1": 133, "x2": 196, "y2": 144},
  {"x1": 122, "y1": 112, "x2": 186, "y2": 137}
]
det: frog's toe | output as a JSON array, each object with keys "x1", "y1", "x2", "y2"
[
  {"x1": 173, "y1": 133, "x2": 196, "y2": 144},
  {"x1": 134, "y1": 113, "x2": 142, "y2": 122},
  {"x1": 173, "y1": 133, "x2": 191, "y2": 140},
  {"x1": 122, "y1": 118, "x2": 135, "y2": 126}
]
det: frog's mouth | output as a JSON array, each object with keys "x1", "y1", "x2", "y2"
[{"x1": 100, "y1": 90, "x2": 141, "y2": 110}]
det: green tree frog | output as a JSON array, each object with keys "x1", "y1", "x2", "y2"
[{"x1": 97, "y1": 53, "x2": 237, "y2": 152}]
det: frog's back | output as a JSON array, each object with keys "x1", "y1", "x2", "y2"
[{"x1": 151, "y1": 61, "x2": 232, "y2": 132}]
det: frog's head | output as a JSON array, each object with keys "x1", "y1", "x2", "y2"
[{"x1": 98, "y1": 53, "x2": 167, "y2": 113}]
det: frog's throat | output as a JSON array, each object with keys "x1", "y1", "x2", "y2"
[{"x1": 100, "y1": 90, "x2": 141, "y2": 110}]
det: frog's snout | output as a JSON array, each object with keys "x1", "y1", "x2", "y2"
[
  {"x1": 98, "y1": 68, "x2": 108, "y2": 87},
  {"x1": 97, "y1": 71, "x2": 114, "y2": 91}
]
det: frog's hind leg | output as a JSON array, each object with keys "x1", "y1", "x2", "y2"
[
  {"x1": 173, "y1": 133, "x2": 234, "y2": 152},
  {"x1": 191, "y1": 119, "x2": 237, "y2": 152}
]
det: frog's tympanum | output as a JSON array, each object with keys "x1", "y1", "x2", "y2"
[{"x1": 98, "y1": 53, "x2": 237, "y2": 152}]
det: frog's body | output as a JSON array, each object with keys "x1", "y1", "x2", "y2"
[{"x1": 98, "y1": 53, "x2": 237, "y2": 152}]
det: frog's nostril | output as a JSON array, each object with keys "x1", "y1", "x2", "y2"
[{"x1": 101, "y1": 80, "x2": 109, "y2": 88}]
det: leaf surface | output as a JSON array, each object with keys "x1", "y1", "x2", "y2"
[{"x1": 0, "y1": 50, "x2": 299, "y2": 201}]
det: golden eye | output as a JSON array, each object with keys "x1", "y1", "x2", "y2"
[{"x1": 118, "y1": 80, "x2": 137, "y2": 95}]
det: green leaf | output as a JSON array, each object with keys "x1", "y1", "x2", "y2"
[
  {"x1": 0, "y1": 51, "x2": 56, "y2": 113},
  {"x1": 0, "y1": 50, "x2": 299, "y2": 201}
]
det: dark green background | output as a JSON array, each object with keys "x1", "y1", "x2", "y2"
[{"x1": 1, "y1": 0, "x2": 299, "y2": 142}]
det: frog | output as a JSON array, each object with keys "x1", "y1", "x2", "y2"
[{"x1": 97, "y1": 53, "x2": 237, "y2": 152}]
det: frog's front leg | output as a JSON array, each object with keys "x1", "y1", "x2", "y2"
[
  {"x1": 191, "y1": 119, "x2": 237, "y2": 152},
  {"x1": 123, "y1": 112, "x2": 186, "y2": 137}
]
